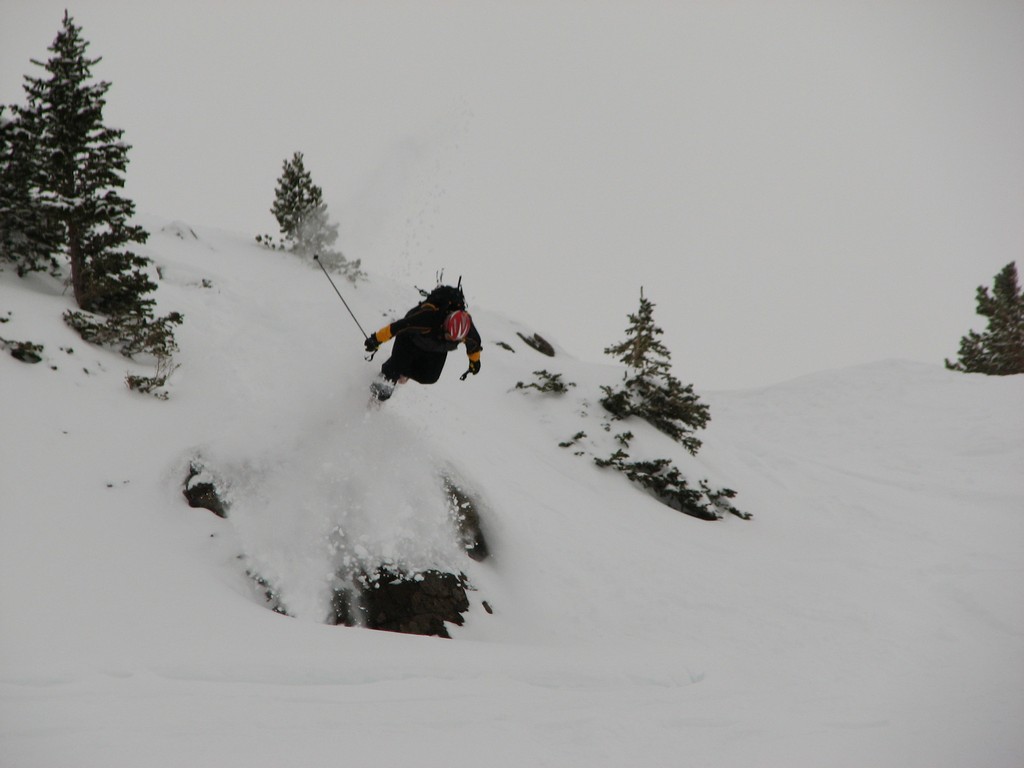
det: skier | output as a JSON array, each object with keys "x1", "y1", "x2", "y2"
[{"x1": 364, "y1": 285, "x2": 481, "y2": 401}]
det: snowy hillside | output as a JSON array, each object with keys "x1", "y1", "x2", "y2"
[{"x1": 2, "y1": 223, "x2": 1022, "y2": 767}]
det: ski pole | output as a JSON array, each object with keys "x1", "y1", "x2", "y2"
[
  {"x1": 313, "y1": 255, "x2": 376, "y2": 360},
  {"x1": 314, "y1": 254, "x2": 369, "y2": 338}
]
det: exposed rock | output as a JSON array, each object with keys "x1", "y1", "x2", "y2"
[
  {"x1": 442, "y1": 475, "x2": 489, "y2": 561},
  {"x1": 329, "y1": 566, "x2": 471, "y2": 638},
  {"x1": 183, "y1": 462, "x2": 228, "y2": 518},
  {"x1": 360, "y1": 567, "x2": 470, "y2": 638},
  {"x1": 328, "y1": 585, "x2": 357, "y2": 627},
  {"x1": 516, "y1": 331, "x2": 555, "y2": 357},
  {"x1": 1, "y1": 337, "x2": 44, "y2": 364},
  {"x1": 248, "y1": 568, "x2": 289, "y2": 616},
  {"x1": 188, "y1": 461, "x2": 485, "y2": 637}
]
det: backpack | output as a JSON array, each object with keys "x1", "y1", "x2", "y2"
[{"x1": 418, "y1": 278, "x2": 466, "y2": 313}]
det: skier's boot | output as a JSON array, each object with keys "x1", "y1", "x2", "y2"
[{"x1": 369, "y1": 374, "x2": 395, "y2": 402}]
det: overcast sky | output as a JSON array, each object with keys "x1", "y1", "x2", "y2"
[{"x1": 3, "y1": 1, "x2": 1023, "y2": 389}]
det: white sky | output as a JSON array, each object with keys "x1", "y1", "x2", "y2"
[{"x1": 3, "y1": 0, "x2": 1023, "y2": 389}]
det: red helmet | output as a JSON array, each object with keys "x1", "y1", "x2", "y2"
[{"x1": 444, "y1": 310, "x2": 471, "y2": 341}]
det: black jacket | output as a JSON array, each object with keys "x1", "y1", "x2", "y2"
[{"x1": 373, "y1": 303, "x2": 482, "y2": 362}]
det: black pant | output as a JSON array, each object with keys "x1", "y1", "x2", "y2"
[{"x1": 381, "y1": 335, "x2": 448, "y2": 384}]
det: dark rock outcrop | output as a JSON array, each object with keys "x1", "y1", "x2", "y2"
[
  {"x1": 442, "y1": 475, "x2": 489, "y2": 562},
  {"x1": 359, "y1": 567, "x2": 470, "y2": 638},
  {"x1": 248, "y1": 568, "x2": 288, "y2": 615},
  {"x1": 188, "y1": 462, "x2": 487, "y2": 637},
  {"x1": 516, "y1": 331, "x2": 555, "y2": 357},
  {"x1": 330, "y1": 567, "x2": 471, "y2": 638},
  {"x1": 183, "y1": 462, "x2": 228, "y2": 518},
  {"x1": 1, "y1": 337, "x2": 44, "y2": 364}
]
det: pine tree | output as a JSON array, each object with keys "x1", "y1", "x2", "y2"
[
  {"x1": 22, "y1": 12, "x2": 149, "y2": 313},
  {"x1": 0, "y1": 104, "x2": 60, "y2": 275},
  {"x1": 14, "y1": 12, "x2": 181, "y2": 361},
  {"x1": 601, "y1": 288, "x2": 710, "y2": 455},
  {"x1": 270, "y1": 151, "x2": 339, "y2": 257},
  {"x1": 267, "y1": 151, "x2": 362, "y2": 281},
  {"x1": 946, "y1": 262, "x2": 1024, "y2": 376}
]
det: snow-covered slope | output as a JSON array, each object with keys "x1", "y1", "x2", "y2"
[{"x1": 2, "y1": 224, "x2": 1022, "y2": 767}]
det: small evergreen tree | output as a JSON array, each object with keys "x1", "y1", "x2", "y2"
[
  {"x1": 267, "y1": 151, "x2": 363, "y2": 281},
  {"x1": 601, "y1": 288, "x2": 710, "y2": 455},
  {"x1": 9, "y1": 12, "x2": 181, "y2": 366},
  {"x1": 548, "y1": 289, "x2": 747, "y2": 520},
  {"x1": 946, "y1": 262, "x2": 1024, "y2": 376},
  {"x1": 271, "y1": 151, "x2": 338, "y2": 257},
  {"x1": 594, "y1": 432, "x2": 748, "y2": 520},
  {"x1": 515, "y1": 369, "x2": 576, "y2": 394}
]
